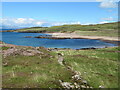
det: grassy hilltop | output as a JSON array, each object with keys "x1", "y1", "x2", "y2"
[{"x1": 7, "y1": 22, "x2": 119, "y2": 37}]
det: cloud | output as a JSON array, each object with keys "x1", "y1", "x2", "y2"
[
  {"x1": 1, "y1": 18, "x2": 81, "y2": 29},
  {"x1": 101, "y1": 17, "x2": 115, "y2": 21},
  {"x1": 82, "y1": 20, "x2": 115, "y2": 25},
  {"x1": 52, "y1": 21, "x2": 81, "y2": 26},
  {"x1": 100, "y1": 1, "x2": 117, "y2": 8},
  {"x1": 82, "y1": 22, "x2": 98, "y2": 25},
  {"x1": 96, "y1": 0, "x2": 118, "y2": 8},
  {"x1": 99, "y1": 21, "x2": 109, "y2": 24},
  {"x1": 1, "y1": 18, "x2": 48, "y2": 29},
  {"x1": 96, "y1": 0, "x2": 104, "y2": 1}
]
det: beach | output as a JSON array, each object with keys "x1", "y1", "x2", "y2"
[{"x1": 45, "y1": 33, "x2": 119, "y2": 41}]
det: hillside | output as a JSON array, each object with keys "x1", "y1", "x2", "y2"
[
  {"x1": 1, "y1": 42, "x2": 119, "y2": 88},
  {"x1": 4, "y1": 22, "x2": 119, "y2": 37}
]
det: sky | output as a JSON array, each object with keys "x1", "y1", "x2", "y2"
[
  {"x1": 1, "y1": 0, "x2": 120, "y2": 2},
  {"x1": 0, "y1": 0, "x2": 119, "y2": 29}
]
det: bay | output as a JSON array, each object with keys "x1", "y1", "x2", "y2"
[{"x1": 0, "y1": 32, "x2": 117, "y2": 49}]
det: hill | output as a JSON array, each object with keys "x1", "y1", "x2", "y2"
[{"x1": 2, "y1": 22, "x2": 119, "y2": 37}]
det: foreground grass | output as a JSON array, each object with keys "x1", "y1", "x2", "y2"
[
  {"x1": 2, "y1": 45, "x2": 119, "y2": 88},
  {"x1": 2, "y1": 47, "x2": 73, "y2": 88},
  {"x1": 57, "y1": 47, "x2": 119, "y2": 88}
]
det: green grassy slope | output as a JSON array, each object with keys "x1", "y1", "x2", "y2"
[
  {"x1": 2, "y1": 45, "x2": 119, "y2": 88},
  {"x1": 2, "y1": 46, "x2": 73, "y2": 88},
  {"x1": 6, "y1": 22, "x2": 119, "y2": 37},
  {"x1": 57, "y1": 47, "x2": 119, "y2": 88}
]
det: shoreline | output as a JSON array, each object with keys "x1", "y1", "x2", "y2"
[
  {"x1": 0, "y1": 41, "x2": 118, "y2": 51},
  {"x1": 1, "y1": 31, "x2": 119, "y2": 41},
  {"x1": 44, "y1": 33, "x2": 119, "y2": 41}
]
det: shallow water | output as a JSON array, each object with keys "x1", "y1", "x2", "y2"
[{"x1": 1, "y1": 32, "x2": 117, "y2": 49}]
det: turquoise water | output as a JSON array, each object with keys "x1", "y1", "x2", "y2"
[{"x1": 1, "y1": 32, "x2": 117, "y2": 49}]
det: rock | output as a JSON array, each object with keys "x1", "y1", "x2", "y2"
[
  {"x1": 82, "y1": 80, "x2": 87, "y2": 84},
  {"x1": 72, "y1": 74, "x2": 82, "y2": 80},
  {"x1": 74, "y1": 82, "x2": 80, "y2": 88},
  {"x1": 22, "y1": 49, "x2": 43, "y2": 56},
  {"x1": 99, "y1": 85, "x2": 105, "y2": 88},
  {"x1": 59, "y1": 80, "x2": 74, "y2": 89},
  {"x1": 2, "y1": 48, "x2": 19, "y2": 58},
  {"x1": 58, "y1": 57, "x2": 64, "y2": 65},
  {"x1": 2, "y1": 47, "x2": 44, "y2": 57},
  {"x1": 81, "y1": 85, "x2": 86, "y2": 88},
  {"x1": 57, "y1": 53, "x2": 64, "y2": 65}
]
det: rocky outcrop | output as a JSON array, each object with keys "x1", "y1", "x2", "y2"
[{"x1": 2, "y1": 47, "x2": 43, "y2": 58}]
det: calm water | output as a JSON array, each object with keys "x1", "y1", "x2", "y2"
[{"x1": 0, "y1": 32, "x2": 117, "y2": 49}]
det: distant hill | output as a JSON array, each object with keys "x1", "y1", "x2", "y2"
[
  {"x1": 9, "y1": 22, "x2": 118, "y2": 32},
  {"x1": 2, "y1": 22, "x2": 119, "y2": 37},
  {"x1": 1, "y1": 29, "x2": 16, "y2": 31}
]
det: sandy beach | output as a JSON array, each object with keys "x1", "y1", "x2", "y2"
[{"x1": 45, "y1": 33, "x2": 119, "y2": 41}]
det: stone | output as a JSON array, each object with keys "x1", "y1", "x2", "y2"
[
  {"x1": 59, "y1": 80, "x2": 74, "y2": 89},
  {"x1": 82, "y1": 80, "x2": 87, "y2": 84},
  {"x1": 99, "y1": 85, "x2": 105, "y2": 88},
  {"x1": 72, "y1": 74, "x2": 82, "y2": 80}
]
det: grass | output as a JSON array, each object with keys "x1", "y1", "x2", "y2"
[
  {"x1": 1, "y1": 22, "x2": 119, "y2": 88},
  {"x1": 2, "y1": 45, "x2": 119, "y2": 88},
  {"x1": 2, "y1": 46, "x2": 73, "y2": 88},
  {"x1": 75, "y1": 30, "x2": 118, "y2": 37},
  {"x1": 56, "y1": 47, "x2": 119, "y2": 88}
]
